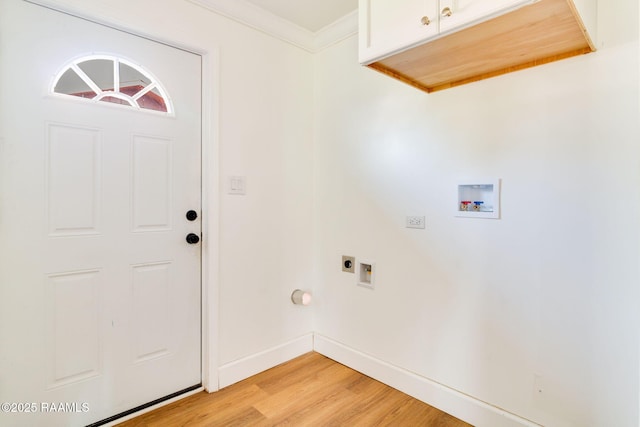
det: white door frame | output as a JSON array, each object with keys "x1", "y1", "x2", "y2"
[{"x1": 25, "y1": 0, "x2": 221, "y2": 394}]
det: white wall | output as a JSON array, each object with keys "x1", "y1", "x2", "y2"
[
  {"x1": 313, "y1": 1, "x2": 639, "y2": 426},
  {"x1": 32, "y1": 0, "x2": 316, "y2": 376}
]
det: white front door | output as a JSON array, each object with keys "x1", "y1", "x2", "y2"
[{"x1": 0, "y1": 2, "x2": 202, "y2": 426}]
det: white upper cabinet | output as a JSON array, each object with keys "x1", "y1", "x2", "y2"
[
  {"x1": 358, "y1": 0, "x2": 596, "y2": 93},
  {"x1": 359, "y1": 0, "x2": 537, "y2": 64},
  {"x1": 359, "y1": 0, "x2": 439, "y2": 63},
  {"x1": 438, "y1": 0, "x2": 538, "y2": 34}
]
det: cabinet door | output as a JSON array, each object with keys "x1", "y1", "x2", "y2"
[
  {"x1": 359, "y1": 0, "x2": 438, "y2": 64},
  {"x1": 438, "y1": 0, "x2": 537, "y2": 34}
]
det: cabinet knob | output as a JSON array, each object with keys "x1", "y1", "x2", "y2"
[
  {"x1": 420, "y1": 16, "x2": 431, "y2": 26},
  {"x1": 441, "y1": 7, "x2": 453, "y2": 17}
]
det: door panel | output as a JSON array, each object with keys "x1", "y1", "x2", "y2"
[
  {"x1": 0, "y1": 1, "x2": 202, "y2": 426},
  {"x1": 47, "y1": 123, "x2": 102, "y2": 236},
  {"x1": 46, "y1": 269, "x2": 103, "y2": 388},
  {"x1": 131, "y1": 135, "x2": 173, "y2": 232},
  {"x1": 132, "y1": 262, "x2": 171, "y2": 362}
]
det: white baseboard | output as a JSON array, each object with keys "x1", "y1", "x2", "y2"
[
  {"x1": 313, "y1": 334, "x2": 541, "y2": 427},
  {"x1": 218, "y1": 333, "x2": 314, "y2": 388}
]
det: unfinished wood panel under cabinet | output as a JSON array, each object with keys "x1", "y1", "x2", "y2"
[{"x1": 366, "y1": 0, "x2": 596, "y2": 93}]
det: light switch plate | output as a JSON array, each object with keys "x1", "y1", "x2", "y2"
[{"x1": 228, "y1": 176, "x2": 246, "y2": 195}]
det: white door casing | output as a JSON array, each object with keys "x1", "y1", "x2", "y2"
[{"x1": 0, "y1": 1, "x2": 203, "y2": 425}]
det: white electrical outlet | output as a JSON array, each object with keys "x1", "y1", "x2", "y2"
[{"x1": 406, "y1": 216, "x2": 425, "y2": 229}]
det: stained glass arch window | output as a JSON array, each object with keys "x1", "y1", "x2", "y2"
[{"x1": 52, "y1": 55, "x2": 173, "y2": 114}]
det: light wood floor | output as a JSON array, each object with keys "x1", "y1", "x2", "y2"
[{"x1": 117, "y1": 352, "x2": 472, "y2": 427}]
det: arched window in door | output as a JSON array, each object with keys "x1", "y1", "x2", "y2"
[{"x1": 52, "y1": 55, "x2": 173, "y2": 114}]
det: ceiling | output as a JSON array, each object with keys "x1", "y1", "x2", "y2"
[{"x1": 243, "y1": 0, "x2": 358, "y2": 33}]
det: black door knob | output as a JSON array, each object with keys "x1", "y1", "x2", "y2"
[
  {"x1": 186, "y1": 210, "x2": 198, "y2": 221},
  {"x1": 186, "y1": 233, "x2": 200, "y2": 244}
]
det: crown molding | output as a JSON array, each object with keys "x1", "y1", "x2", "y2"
[
  {"x1": 314, "y1": 10, "x2": 358, "y2": 52},
  {"x1": 187, "y1": 0, "x2": 357, "y2": 53}
]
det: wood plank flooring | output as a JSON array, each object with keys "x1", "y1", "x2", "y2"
[{"x1": 117, "y1": 352, "x2": 473, "y2": 427}]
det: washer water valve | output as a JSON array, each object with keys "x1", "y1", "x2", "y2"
[
  {"x1": 460, "y1": 201, "x2": 472, "y2": 211},
  {"x1": 473, "y1": 201, "x2": 484, "y2": 211}
]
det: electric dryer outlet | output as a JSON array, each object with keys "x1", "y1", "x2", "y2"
[{"x1": 342, "y1": 255, "x2": 355, "y2": 273}]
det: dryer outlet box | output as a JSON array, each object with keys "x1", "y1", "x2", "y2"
[{"x1": 342, "y1": 255, "x2": 355, "y2": 273}]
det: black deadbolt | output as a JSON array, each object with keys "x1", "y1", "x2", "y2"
[
  {"x1": 344, "y1": 260, "x2": 353, "y2": 269},
  {"x1": 186, "y1": 233, "x2": 200, "y2": 244},
  {"x1": 186, "y1": 210, "x2": 198, "y2": 221}
]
